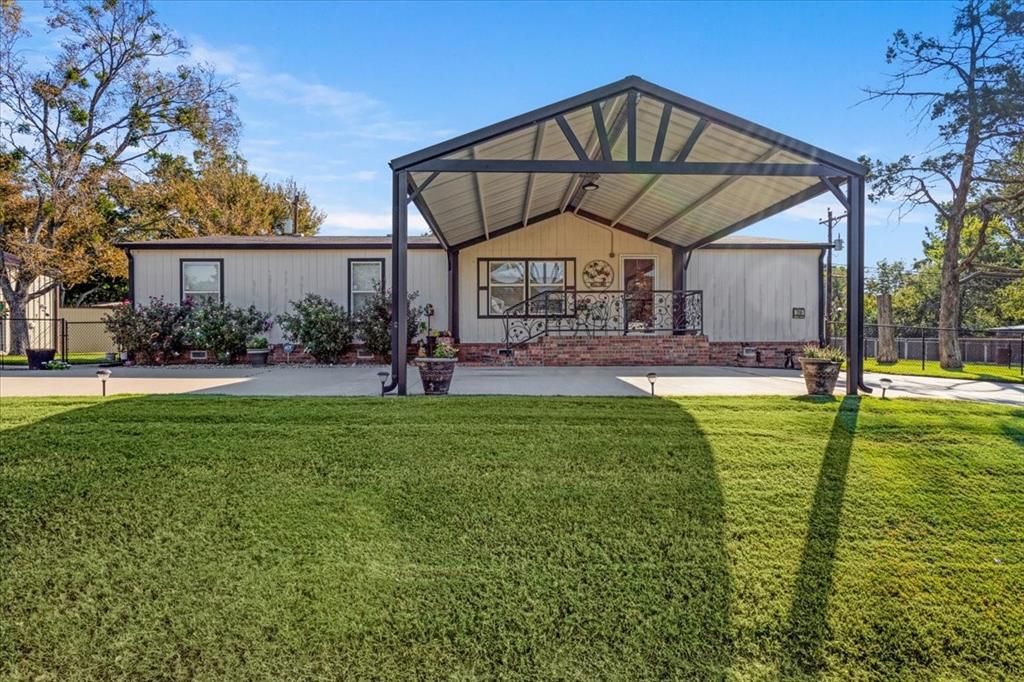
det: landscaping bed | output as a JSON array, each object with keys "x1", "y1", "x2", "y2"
[{"x1": 1, "y1": 396, "x2": 1021, "y2": 679}]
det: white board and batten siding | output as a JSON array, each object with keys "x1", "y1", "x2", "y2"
[
  {"x1": 131, "y1": 248, "x2": 448, "y2": 345},
  {"x1": 687, "y1": 249, "x2": 821, "y2": 342}
]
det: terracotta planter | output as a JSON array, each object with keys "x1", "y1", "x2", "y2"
[
  {"x1": 27, "y1": 348, "x2": 56, "y2": 370},
  {"x1": 247, "y1": 349, "x2": 270, "y2": 366},
  {"x1": 416, "y1": 357, "x2": 457, "y2": 395},
  {"x1": 798, "y1": 357, "x2": 841, "y2": 396}
]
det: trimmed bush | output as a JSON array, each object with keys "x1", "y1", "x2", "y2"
[
  {"x1": 187, "y1": 301, "x2": 272, "y2": 363},
  {"x1": 276, "y1": 294, "x2": 354, "y2": 363},
  {"x1": 103, "y1": 298, "x2": 193, "y2": 365},
  {"x1": 353, "y1": 286, "x2": 422, "y2": 360}
]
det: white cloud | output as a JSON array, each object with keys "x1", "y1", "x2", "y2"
[
  {"x1": 320, "y1": 210, "x2": 428, "y2": 235},
  {"x1": 188, "y1": 40, "x2": 439, "y2": 142}
]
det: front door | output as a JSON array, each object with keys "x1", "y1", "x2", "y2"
[{"x1": 622, "y1": 257, "x2": 656, "y2": 333}]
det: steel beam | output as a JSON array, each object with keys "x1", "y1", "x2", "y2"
[
  {"x1": 469, "y1": 147, "x2": 490, "y2": 239},
  {"x1": 846, "y1": 175, "x2": 869, "y2": 395},
  {"x1": 611, "y1": 118, "x2": 709, "y2": 227},
  {"x1": 648, "y1": 148, "x2": 778, "y2": 240},
  {"x1": 407, "y1": 171, "x2": 439, "y2": 202},
  {"x1": 686, "y1": 181, "x2": 829, "y2": 250},
  {"x1": 592, "y1": 102, "x2": 611, "y2": 161},
  {"x1": 821, "y1": 176, "x2": 850, "y2": 210},
  {"x1": 448, "y1": 248, "x2": 460, "y2": 340},
  {"x1": 555, "y1": 115, "x2": 588, "y2": 161},
  {"x1": 522, "y1": 122, "x2": 545, "y2": 226},
  {"x1": 650, "y1": 102, "x2": 673, "y2": 162},
  {"x1": 626, "y1": 90, "x2": 637, "y2": 163},
  {"x1": 672, "y1": 245, "x2": 687, "y2": 336},
  {"x1": 395, "y1": 170, "x2": 409, "y2": 395},
  {"x1": 409, "y1": 158, "x2": 834, "y2": 177}
]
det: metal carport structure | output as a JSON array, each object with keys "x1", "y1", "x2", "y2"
[{"x1": 383, "y1": 76, "x2": 869, "y2": 395}]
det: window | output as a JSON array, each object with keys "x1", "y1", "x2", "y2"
[
  {"x1": 349, "y1": 259, "x2": 383, "y2": 314},
  {"x1": 482, "y1": 259, "x2": 571, "y2": 316},
  {"x1": 181, "y1": 260, "x2": 222, "y2": 304}
]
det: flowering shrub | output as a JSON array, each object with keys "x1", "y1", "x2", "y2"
[
  {"x1": 353, "y1": 286, "x2": 423, "y2": 360},
  {"x1": 432, "y1": 341, "x2": 458, "y2": 359},
  {"x1": 103, "y1": 298, "x2": 193, "y2": 365},
  {"x1": 186, "y1": 301, "x2": 272, "y2": 362},
  {"x1": 276, "y1": 294, "x2": 353, "y2": 363}
]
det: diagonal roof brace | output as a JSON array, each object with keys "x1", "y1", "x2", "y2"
[
  {"x1": 521, "y1": 122, "x2": 546, "y2": 227},
  {"x1": 647, "y1": 147, "x2": 778, "y2": 240},
  {"x1": 469, "y1": 147, "x2": 489, "y2": 239},
  {"x1": 611, "y1": 117, "x2": 709, "y2": 227}
]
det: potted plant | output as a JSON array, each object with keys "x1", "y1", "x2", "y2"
[
  {"x1": 416, "y1": 340, "x2": 458, "y2": 395},
  {"x1": 246, "y1": 336, "x2": 271, "y2": 366},
  {"x1": 26, "y1": 348, "x2": 56, "y2": 370},
  {"x1": 797, "y1": 344, "x2": 845, "y2": 395}
]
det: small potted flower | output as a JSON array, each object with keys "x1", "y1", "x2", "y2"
[
  {"x1": 416, "y1": 340, "x2": 458, "y2": 395},
  {"x1": 797, "y1": 344, "x2": 845, "y2": 395},
  {"x1": 246, "y1": 336, "x2": 271, "y2": 366}
]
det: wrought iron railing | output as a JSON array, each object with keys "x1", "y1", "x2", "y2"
[{"x1": 502, "y1": 289, "x2": 703, "y2": 348}]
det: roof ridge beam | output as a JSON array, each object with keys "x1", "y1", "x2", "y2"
[
  {"x1": 611, "y1": 118, "x2": 709, "y2": 227},
  {"x1": 647, "y1": 147, "x2": 778, "y2": 240},
  {"x1": 410, "y1": 158, "x2": 834, "y2": 176}
]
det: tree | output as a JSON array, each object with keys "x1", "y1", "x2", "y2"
[
  {"x1": 867, "y1": 260, "x2": 907, "y2": 362},
  {"x1": 0, "y1": 0, "x2": 236, "y2": 351},
  {"x1": 861, "y1": 0, "x2": 1024, "y2": 368},
  {"x1": 115, "y1": 149, "x2": 325, "y2": 241}
]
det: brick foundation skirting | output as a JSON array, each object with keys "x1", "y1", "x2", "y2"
[{"x1": 458, "y1": 336, "x2": 812, "y2": 368}]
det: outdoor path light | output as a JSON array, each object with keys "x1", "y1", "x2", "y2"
[
  {"x1": 646, "y1": 372, "x2": 657, "y2": 396},
  {"x1": 377, "y1": 371, "x2": 390, "y2": 396},
  {"x1": 95, "y1": 369, "x2": 111, "y2": 396},
  {"x1": 879, "y1": 377, "x2": 893, "y2": 399}
]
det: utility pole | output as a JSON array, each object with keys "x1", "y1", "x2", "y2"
[
  {"x1": 291, "y1": 192, "x2": 299, "y2": 235},
  {"x1": 819, "y1": 208, "x2": 846, "y2": 346}
]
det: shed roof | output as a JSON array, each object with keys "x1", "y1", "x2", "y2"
[{"x1": 393, "y1": 76, "x2": 863, "y2": 250}]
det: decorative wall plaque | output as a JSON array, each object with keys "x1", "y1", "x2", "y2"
[{"x1": 582, "y1": 259, "x2": 614, "y2": 289}]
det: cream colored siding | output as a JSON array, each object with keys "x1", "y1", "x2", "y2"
[
  {"x1": 1, "y1": 271, "x2": 57, "y2": 352},
  {"x1": 688, "y1": 248, "x2": 820, "y2": 342},
  {"x1": 458, "y1": 213, "x2": 673, "y2": 343},
  {"x1": 132, "y1": 248, "x2": 448, "y2": 344}
]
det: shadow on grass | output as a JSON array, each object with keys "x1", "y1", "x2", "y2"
[
  {"x1": 1, "y1": 395, "x2": 736, "y2": 678},
  {"x1": 782, "y1": 395, "x2": 861, "y2": 677}
]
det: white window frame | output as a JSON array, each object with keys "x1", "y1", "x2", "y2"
[{"x1": 348, "y1": 258, "x2": 384, "y2": 314}]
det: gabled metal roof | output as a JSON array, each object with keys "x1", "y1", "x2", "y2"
[{"x1": 392, "y1": 76, "x2": 865, "y2": 250}]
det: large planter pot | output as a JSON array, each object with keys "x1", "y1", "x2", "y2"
[
  {"x1": 798, "y1": 357, "x2": 841, "y2": 396},
  {"x1": 27, "y1": 348, "x2": 56, "y2": 370},
  {"x1": 247, "y1": 349, "x2": 270, "y2": 366},
  {"x1": 416, "y1": 357, "x2": 457, "y2": 395}
]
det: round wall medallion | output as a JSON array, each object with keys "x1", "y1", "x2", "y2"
[{"x1": 582, "y1": 259, "x2": 614, "y2": 289}]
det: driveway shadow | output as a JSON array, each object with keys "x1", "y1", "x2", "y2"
[{"x1": 782, "y1": 395, "x2": 861, "y2": 676}]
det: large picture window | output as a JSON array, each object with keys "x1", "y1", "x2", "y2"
[
  {"x1": 481, "y1": 258, "x2": 571, "y2": 316},
  {"x1": 180, "y1": 259, "x2": 223, "y2": 304},
  {"x1": 349, "y1": 259, "x2": 383, "y2": 314}
]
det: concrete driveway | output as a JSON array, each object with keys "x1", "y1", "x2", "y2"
[{"x1": 1, "y1": 364, "x2": 1021, "y2": 405}]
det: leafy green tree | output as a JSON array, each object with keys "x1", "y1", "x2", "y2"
[
  {"x1": 861, "y1": 0, "x2": 1024, "y2": 368},
  {"x1": 0, "y1": 0, "x2": 236, "y2": 351}
]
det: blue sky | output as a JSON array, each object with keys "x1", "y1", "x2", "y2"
[{"x1": 26, "y1": 1, "x2": 958, "y2": 267}]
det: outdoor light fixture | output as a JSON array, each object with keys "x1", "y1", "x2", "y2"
[
  {"x1": 879, "y1": 377, "x2": 893, "y2": 399},
  {"x1": 646, "y1": 372, "x2": 658, "y2": 396},
  {"x1": 95, "y1": 369, "x2": 111, "y2": 396},
  {"x1": 377, "y1": 370, "x2": 390, "y2": 396},
  {"x1": 581, "y1": 174, "x2": 600, "y2": 192}
]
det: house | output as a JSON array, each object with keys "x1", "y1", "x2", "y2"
[
  {"x1": 121, "y1": 76, "x2": 870, "y2": 394},
  {"x1": 0, "y1": 252, "x2": 60, "y2": 355}
]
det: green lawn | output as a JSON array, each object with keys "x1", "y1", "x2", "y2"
[
  {"x1": 0, "y1": 352, "x2": 110, "y2": 367},
  {"x1": 864, "y1": 357, "x2": 1024, "y2": 384},
  {"x1": 2, "y1": 396, "x2": 1021, "y2": 680}
]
